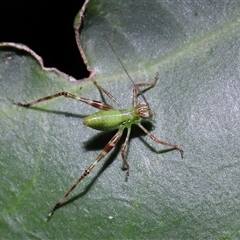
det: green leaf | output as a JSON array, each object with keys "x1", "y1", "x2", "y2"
[{"x1": 1, "y1": 1, "x2": 240, "y2": 239}]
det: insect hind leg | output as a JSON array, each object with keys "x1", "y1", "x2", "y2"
[
  {"x1": 13, "y1": 92, "x2": 115, "y2": 111},
  {"x1": 47, "y1": 130, "x2": 123, "y2": 219}
]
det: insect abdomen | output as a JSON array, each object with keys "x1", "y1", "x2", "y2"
[{"x1": 83, "y1": 109, "x2": 138, "y2": 131}]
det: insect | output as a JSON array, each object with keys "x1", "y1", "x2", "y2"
[{"x1": 13, "y1": 49, "x2": 183, "y2": 219}]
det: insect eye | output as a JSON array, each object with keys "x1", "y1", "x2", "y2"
[{"x1": 138, "y1": 102, "x2": 153, "y2": 119}]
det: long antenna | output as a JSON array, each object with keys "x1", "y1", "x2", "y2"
[{"x1": 105, "y1": 37, "x2": 150, "y2": 106}]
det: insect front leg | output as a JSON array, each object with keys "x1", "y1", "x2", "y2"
[
  {"x1": 132, "y1": 73, "x2": 159, "y2": 107},
  {"x1": 47, "y1": 129, "x2": 123, "y2": 219}
]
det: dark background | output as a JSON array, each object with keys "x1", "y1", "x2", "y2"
[{"x1": 0, "y1": 1, "x2": 89, "y2": 79}]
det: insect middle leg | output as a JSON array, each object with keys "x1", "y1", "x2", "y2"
[
  {"x1": 138, "y1": 123, "x2": 184, "y2": 158},
  {"x1": 121, "y1": 128, "x2": 131, "y2": 177},
  {"x1": 13, "y1": 92, "x2": 114, "y2": 111},
  {"x1": 92, "y1": 80, "x2": 123, "y2": 109}
]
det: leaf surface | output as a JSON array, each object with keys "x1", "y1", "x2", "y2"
[{"x1": 1, "y1": 1, "x2": 240, "y2": 239}]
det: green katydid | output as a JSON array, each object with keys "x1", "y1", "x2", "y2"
[{"x1": 13, "y1": 46, "x2": 183, "y2": 219}]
